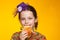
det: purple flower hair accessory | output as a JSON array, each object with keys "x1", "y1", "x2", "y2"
[
  {"x1": 13, "y1": 2, "x2": 28, "y2": 17},
  {"x1": 17, "y1": 2, "x2": 28, "y2": 12},
  {"x1": 17, "y1": 6, "x2": 22, "y2": 12}
]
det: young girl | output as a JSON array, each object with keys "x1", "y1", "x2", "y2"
[{"x1": 11, "y1": 2, "x2": 46, "y2": 40}]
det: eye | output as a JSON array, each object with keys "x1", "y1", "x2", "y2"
[
  {"x1": 21, "y1": 18, "x2": 25, "y2": 20},
  {"x1": 28, "y1": 17, "x2": 33, "y2": 19}
]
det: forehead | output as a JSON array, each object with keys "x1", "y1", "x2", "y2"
[{"x1": 20, "y1": 10, "x2": 34, "y2": 17}]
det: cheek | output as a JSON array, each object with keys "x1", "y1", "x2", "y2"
[
  {"x1": 29, "y1": 19, "x2": 35, "y2": 25},
  {"x1": 20, "y1": 20, "x2": 25, "y2": 25}
]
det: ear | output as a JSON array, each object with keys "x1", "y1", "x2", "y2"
[{"x1": 35, "y1": 18, "x2": 38, "y2": 23}]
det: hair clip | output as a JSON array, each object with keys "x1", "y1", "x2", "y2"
[
  {"x1": 17, "y1": 6, "x2": 22, "y2": 12},
  {"x1": 14, "y1": 2, "x2": 28, "y2": 17},
  {"x1": 17, "y1": 2, "x2": 28, "y2": 12}
]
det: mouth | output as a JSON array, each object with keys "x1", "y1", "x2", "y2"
[{"x1": 24, "y1": 24, "x2": 31, "y2": 27}]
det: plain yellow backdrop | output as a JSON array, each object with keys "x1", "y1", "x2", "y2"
[{"x1": 0, "y1": 0, "x2": 60, "y2": 40}]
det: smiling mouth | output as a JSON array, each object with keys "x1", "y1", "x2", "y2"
[{"x1": 24, "y1": 24, "x2": 31, "y2": 26}]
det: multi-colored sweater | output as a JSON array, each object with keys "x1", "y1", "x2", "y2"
[{"x1": 11, "y1": 31, "x2": 46, "y2": 40}]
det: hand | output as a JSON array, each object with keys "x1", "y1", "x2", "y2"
[{"x1": 20, "y1": 30, "x2": 28, "y2": 40}]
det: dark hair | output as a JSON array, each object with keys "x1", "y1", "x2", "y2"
[{"x1": 15, "y1": 2, "x2": 38, "y2": 29}]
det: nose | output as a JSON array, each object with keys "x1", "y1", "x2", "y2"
[
  {"x1": 25, "y1": 19, "x2": 29, "y2": 25},
  {"x1": 25, "y1": 19, "x2": 29, "y2": 26}
]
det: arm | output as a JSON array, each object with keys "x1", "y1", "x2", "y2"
[
  {"x1": 11, "y1": 32, "x2": 20, "y2": 40},
  {"x1": 35, "y1": 32, "x2": 47, "y2": 40},
  {"x1": 39, "y1": 35, "x2": 46, "y2": 40}
]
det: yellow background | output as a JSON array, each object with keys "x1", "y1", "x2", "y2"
[{"x1": 0, "y1": 0, "x2": 60, "y2": 40}]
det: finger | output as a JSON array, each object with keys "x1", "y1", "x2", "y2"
[
  {"x1": 20, "y1": 35, "x2": 28, "y2": 40},
  {"x1": 22, "y1": 33, "x2": 28, "y2": 37},
  {"x1": 20, "y1": 34, "x2": 28, "y2": 39},
  {"x1": 21, "y1": 31, "x2": 27, "y2": 35},
  {"x1": 20, "y1": 32, "x2": 28, "y2": 37},
  {"x1": 23, "y1": 35, "x2": 28, "y2": 39}
]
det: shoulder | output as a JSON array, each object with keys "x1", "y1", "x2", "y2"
[
  {"x1": 32, "y1": 31, "x2": 47, "y2": 40},
  {"x1": 12, "y1": 32, "x2": 20, "y2": 37},
  {"x1": 11, "y1": 31, "x2": 21, "y2": 40}
]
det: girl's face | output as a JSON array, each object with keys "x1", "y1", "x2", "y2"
[{"x1": 20, "y1": 10, "x2": 37, "y2": 28}]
